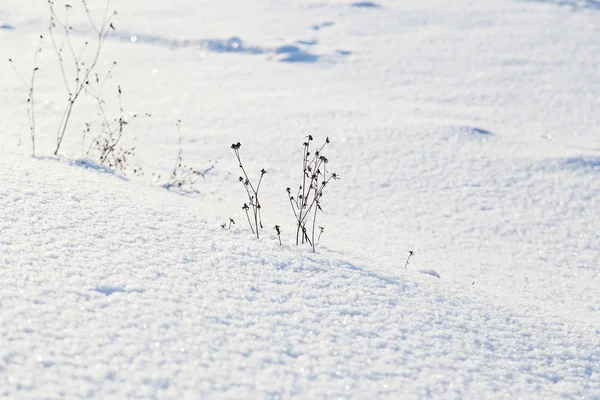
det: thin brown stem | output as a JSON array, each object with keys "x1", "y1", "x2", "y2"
[
  {"x1": 244, "y1": 206, "x2": 254, "y2": 234},
  {"x1": 311, "y1": 203, "x2": 319, "y2": 252}
]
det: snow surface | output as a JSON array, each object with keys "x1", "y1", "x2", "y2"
[{"x1": 1, "y1": 0, "x2": 600, "y2": 398}]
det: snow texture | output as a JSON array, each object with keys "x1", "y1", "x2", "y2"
[{"x1": 1, "y1": 0, "x2": 599, "y2": 398}]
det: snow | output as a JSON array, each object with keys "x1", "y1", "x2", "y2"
[
  {"x1": 1, "y1": 0, "x2": 599, "y2": 398},
  {"x1": 419, "y1": 269, "x2": 440, "y2": 279}
]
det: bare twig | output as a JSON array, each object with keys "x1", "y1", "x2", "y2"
[
  {"x1": 404, "y1": 251, "x2": 414, "y2": 269},
  {"x1": 274, "y1": 225, "x2": 282, "y2": 246},
  {"x1": 243, "y1": 203, "x2": 254, "y2": 234},
  {"x1": 231, "y1": 142, "x2": 266, "y2": 239}
]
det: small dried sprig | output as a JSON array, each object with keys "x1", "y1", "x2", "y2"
[
  {"x1": 287, "y1": 136, "x2": 339, "y2": 252},
  {"x1": 404, "y1": 251, "x2": 414, "y2": 269},
  {"x1": 222, "y1": 218, "x2": 235, "y2": 230},
  {"x1": 242, "y1": 203, "x2": 254, "y2": 234},
  {"x1": 85, "y1": 85, "x2": 149, "y2": 175},
  {"x1": 274, "y1": 225, "x2": 282, "y2": 246},
  {"x1": 163, "y1": 120, "x2": 214, "y2": 191},
  {"x1": 232, "y1": 142, "x2": 267, "y2": 239}
]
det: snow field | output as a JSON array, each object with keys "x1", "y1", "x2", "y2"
[
  {"x1": 1, "y1": 152, "x2": 598, "y2": 398},
  {"x1": 1, "y1": 0, "x2": 600, "y2": 398}
]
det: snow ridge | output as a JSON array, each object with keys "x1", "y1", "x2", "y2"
[{"x1": 1, "y1": 153, "x2": 598, "y2": 399}]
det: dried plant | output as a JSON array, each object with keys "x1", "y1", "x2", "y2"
[
  {"x1": 287, "y1": 136, "x2": 339, "y2": 252},
  {"x1": 9, "y1": 0, "x2": 216, "y2": 189},
  {"x1": 84, "y1": 85, "x2": 148, "y2": 175},
  {"x1": 274, "y1": 225, "x2": 282, "y2": 246},
  {"x1": 231, "y1": 142, "x2": 267, "y2": 239},
  {"x1": 48, "y1": 0, "x2": 117, "y2": 155},
  {"x1": 404, "y1": 251, "x2": 414, "y2": 269},
  {"x1": 221, "y1": 218, "x2": 235, "y2": 230},
  {"x1": 317, "y1": 226, "x2": 324, "y2": 242},
  {"x1": 163, "y1": 120, "x2": 214, "y2": 191}
]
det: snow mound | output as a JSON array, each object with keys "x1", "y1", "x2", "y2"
[
  {"x1": 1, "y1": 152, "x2": 598, "y2": 398},
  {"x1": 418, "y1": 269, "x2": 440, "y2": 278}
]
